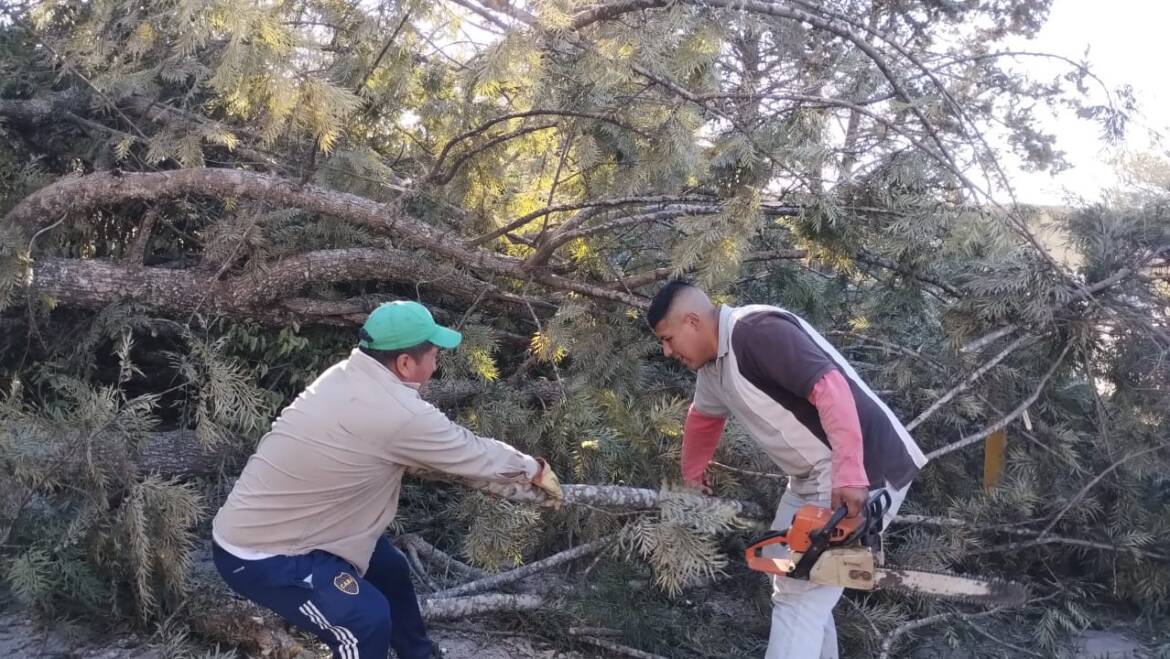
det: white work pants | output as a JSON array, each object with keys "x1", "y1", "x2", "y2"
[{"x1": 765, "y1": 483, "x2": 908, "y2": 659}]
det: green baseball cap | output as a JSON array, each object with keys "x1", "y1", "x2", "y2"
[{"x1": 359, "y1": 301, "x2": 462, "y2": 351}]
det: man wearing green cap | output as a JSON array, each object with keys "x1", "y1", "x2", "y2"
[{"x1": 211, "y1": 300, "x2": 563, "y2": 659}]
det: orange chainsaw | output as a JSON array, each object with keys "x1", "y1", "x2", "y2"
[{"x1": 745, "y1": 491, "x2": 1027, "y2": 605}]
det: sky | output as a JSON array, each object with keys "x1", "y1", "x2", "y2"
[{"x1": 1002, "y1": 0, "x2": 1170, "y2": 205}]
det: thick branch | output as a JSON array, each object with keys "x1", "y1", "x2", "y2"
[
  {"x1": 5, "y1": 168, "x2": 651, "y2": 306},
  {"x1": 25, "y1": 249, "x2": 532, "y2": 320},
  {"x1": 397, "y1": 533, "x2": 490, "y2": 580},
  {"x1": 408, "y1": 473, "x2": 770, "y2": 521},
  {"x1": 420, "y1": 593, "x2": 545, "y2": 620},
  {"x1": 5, "y1": 168, "x2": 517, "y2": 269}
]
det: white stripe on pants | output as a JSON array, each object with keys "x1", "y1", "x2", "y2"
[{"x1": 765, "y1": 482, "x2": 909, "y2": 659}]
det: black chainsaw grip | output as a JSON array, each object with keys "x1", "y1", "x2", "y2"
[{"x1": 820, "y1": 504, "x2": 849, "y2": 540}]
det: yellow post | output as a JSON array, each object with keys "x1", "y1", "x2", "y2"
[{"x1": 983, "y1": 429, "x2": 1007, "y2": 490}]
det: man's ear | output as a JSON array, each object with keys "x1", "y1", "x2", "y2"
[
  {"x1": 684, "y1": 311, "x2": 701, "y2": 328},
  {"x1": 394, "y1": 353, "x2": 412, "y2": 373}
]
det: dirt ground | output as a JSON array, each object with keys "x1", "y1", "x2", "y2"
[
  {"x1": 0, "y1": 598, "x2": 1157, "y2": 659},
  {"x1": 0, "y1": 604, "x2": 594, "y2": 659}
]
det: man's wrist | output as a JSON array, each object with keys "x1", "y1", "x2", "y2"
[{"x1": 526, "y1": 456, "x2": 543, "y2": 481}]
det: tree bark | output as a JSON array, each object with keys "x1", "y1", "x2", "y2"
[
  {"x1": 4, "y1": 168, "x2": 645, "y2": 307},
  {"x1": 407, "y1": 471, "x2": 770, "y2": 521},
  {"x1": 421, "y1": 593, "x2": 545, "y2": 620},
  {"x1": 25, "y1": 249, "x2": 536, "y2": 323}
]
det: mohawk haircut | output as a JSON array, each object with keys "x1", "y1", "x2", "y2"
[{"x1": 647, "y1": 279, "x2": 697, "y2": 329}]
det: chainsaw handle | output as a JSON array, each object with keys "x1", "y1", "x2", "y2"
[
  {"x1": 816, "y1": 504, "x2": 850, "y2": 542},
  {"x1": 826, "y1": 489, "x2": 892, "y2": 545}
]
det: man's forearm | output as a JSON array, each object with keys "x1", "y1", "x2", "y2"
[
  {"x1": 808, "y1": 370, "x2": 868, "y2": 488},
  {"x1": 680, "y1": 406, "x2": 726, "y2": 485}
]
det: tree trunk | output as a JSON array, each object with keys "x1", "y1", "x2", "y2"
[{"x1": 26, "y1": 249, "x2": 536, "y2": 324}]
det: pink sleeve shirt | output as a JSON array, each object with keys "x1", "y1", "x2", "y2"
[{"x1": 680, "y1": 369, "x2": 867, "y2": 489}]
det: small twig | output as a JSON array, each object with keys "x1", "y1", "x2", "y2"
[
  {"x1": 843, "y1": 596, "x2": 882, "y2": 641},
  {"x1": 960, "y1": 324, "x2": 1020, "y2": 354},
  {"x1": 534, "y1": 130, "x2": 574, "y2": 244},
  {"x1": 1037, "y1": 444, "x2": 1168, "y2": 541},
  {"x1": 965, "y1": 620, "x2": 1045, "y2": 657},
  {"x1": 428, "y1": 123, "x2": 558, "y2": 185},
  {"x1": 405, "y1": 544, "x2": 440, "y2": 592},
  {"x1": 710, "y1": 461, "x2": 785, "y2": 480},
  {"x1": 126, "y1": 208, "x2": 158, "y2": 265},
  {"x1": 568, "y1": 626, "x2": 622, "y2": 637},
  {"x1": 360, "y1": 11, "x2": 413, "y2": 93},
  {"x1": 27, "y1": 214, "x2": 66, "y2": 253},
  {"x1": 397, "y1": 534, "x2": 489, "y2": 580},
  {"x1": 572, "y1": 634, "x2": 669, "y2": 659},
  {"x1": 455, "y1": 286, "x2": 490, "y2": 330},
  {"x1": 520, "y1": 279, "x2": 564, "y2": 403},
  {"x1": 877, "y1": 593, "x2": 1055, "y2": 659},
  {"x1": 580, "y1": 549, "x2": 607, "y2": 580}
]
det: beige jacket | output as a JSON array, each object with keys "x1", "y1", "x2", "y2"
[{"x1": 212, "y1": 348, "x2": 539, "y2": 573}]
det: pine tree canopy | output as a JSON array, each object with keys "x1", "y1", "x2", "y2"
[{"x1": 1, "y1": 0, "x2": 1168, "y2": 656}]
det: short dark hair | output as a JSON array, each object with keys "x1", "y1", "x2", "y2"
[
  {"x1": 647, "y1": 279, "x2": 696, "y2": 329},
  {"x1": 359, "y1": 341, "x2": 435, "y2": 367}
]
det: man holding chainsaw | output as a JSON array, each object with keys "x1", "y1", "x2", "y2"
[
  {"x1": 211, "y1": 300, "x2": 564, "y2": 659},
  {"x1": 647, "y1": 281, "x2": 928, "y2": 659}
]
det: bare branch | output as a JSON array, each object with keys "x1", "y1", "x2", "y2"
[
  {"x1": 1036, "y1": 444, "x2": 1168, "y2": 541},
  {"x1": 428, "y1": 123, "x2": 557, "y2": 185},
  {"x1": 525, "y1": 206, "x2": 718, "y2": 268},
  {"x1": 906, "y1": 333, "x2": 1038, "y2": 432},
  {"x1": 466, "y1": 195, "x2": 716, "y2": 248},
  {"x1": 428, "y1": 110, "x2": 648, "y2": 184},
  {"x1": 571, "y1": 634, "x2": 670, "y2": 659},
  {"x1": 925, "y1": 342, "x2": 1073, "y2": 460},
  {"x1": 429, "y1": 537, "x2": 610, "y2": 599}
]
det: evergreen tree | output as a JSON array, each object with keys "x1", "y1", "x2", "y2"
[{"x1": 1, "y1": 0, "x2": 1167, "y2": 655}]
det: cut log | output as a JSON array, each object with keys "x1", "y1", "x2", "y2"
[
  {"x1": 407, "y1": 473, "x2": 770, "y2": 522},
  {"x1": 25, "y1": 249, "x2": 536, "y2": 324}
]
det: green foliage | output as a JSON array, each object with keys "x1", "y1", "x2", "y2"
[
  {"x1": 165, "y1": 331, "x2": 277, "y2": 448},
  {"x1": 618, "y1": 485, "x2": 749, "y2": 597},
  {"x1": 455, "y1": 493, "x2": 541, "y2": 572},
  {"x1": 439, "y1": 322, "x2": 501, "y2": 382},
  {"x1": 2, "y1": 0, "x2": 1169, "y2": 653},
  {"x1": 105, "y1": 476, "x2": 203, "y2": 620},
  {"x1": 0, "y1": 360, "x2": 201, "y2": 620}
]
